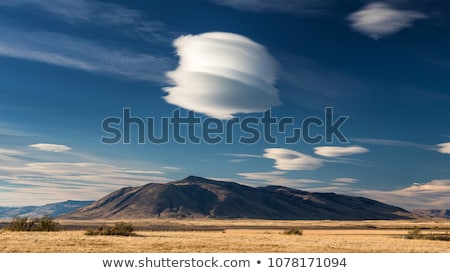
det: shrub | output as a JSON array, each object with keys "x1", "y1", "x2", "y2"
[
  {"x1": 85, "y1": 222, "x2": 135, "y2": 236},
  {"x1": 283, "y1": 228, "x2": 303, "y2": 236},
  {"x1": 6, "y1": 215, "x2": 61, "y2": 232},
  {"x1": 405, "y1": 227, "x2": 450, "y2": 241},
  {"x1": 425, "y1": 233, "x2": 450, "y2": 241},
  {"x1": 405, "y1": 227, "x2": 422, "y2": 239}
]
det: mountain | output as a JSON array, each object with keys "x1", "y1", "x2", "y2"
[
  {"x1": 0, "y1": 200, "x2": 93, "y2": 219},
  {"x1": 413, "y1": 209, "x2": 450, "y2": 218},
  {"x1": 62, "y1": 176, "x2": 412, "y2": 220}
]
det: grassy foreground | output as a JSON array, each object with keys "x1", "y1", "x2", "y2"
[{"x1": 1, "y1": 219, "x2": 449, "y2": 253}]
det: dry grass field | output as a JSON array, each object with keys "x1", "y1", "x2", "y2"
[{"x1": 1, "y1": 219, "x2": 449, "y2": 253}]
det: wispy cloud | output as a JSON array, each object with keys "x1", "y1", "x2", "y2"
[
  {"x1": 163, "y1": 32, "x2": 281, "y2": 119},
  {"x1": 0, "y1": 28, "x2": 172, "y2": 82},
  {"x1": 353, "y1": 138, "x2": 448, "y2": 154},
  {"x1": 1, "y1": 0, "x2": 138, "y2": 24},
  {"x1": 0, "y1": 123, "x2": 37, "y2": 137},
  {"x1": 0, "y1": 145, "x2": 169, "y2": 206},
  {"x1": 353, "y1": 137, "x2": 433, "y2": 149},
  {"x1": 0, "y1": 148, "x2": 26, "y2": 156},
  {"x1": 314, "y1": 146, "x2": 369, "y2": 157},
  {"x1": 263, "y1": 148, "x2": 324, "y2": 171},
  {"x1": 28, "y1": 143, "x2": 71, "y2": 152},
  {"x1": 209, "y1": 0, "x2": 337, "y2": 15},
  {"x1": 0, "y1": 148, "x2": 28, "y2": 165},
  {"x1": 223, "y1": 153, "x2": 263, "y2": 158},
  {"x1": 0, "y1": 0, "x2": 173, "y2": 43},
  {"x1": 162, "y1": 166, "x2": 182, "y2": 171},
  {"x1": 117, "y1": 169, "x2": 165, "y2": 175},
  {"x1": 348, "y1": 2, "x2": 427, "y2": 39},
  {"x1": 0, "y1": 0, "x2": 177, "y2": 82},
  {"x1": 229, "y1": 159, "x2": 247, "y2": 163},
  {"x1": 223, "y1": 153, "x2": 263, "y2": 165}
]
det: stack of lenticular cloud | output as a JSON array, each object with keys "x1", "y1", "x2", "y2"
[{"x1": 163, "y1": 32, "x2": 281, "y2": 120}]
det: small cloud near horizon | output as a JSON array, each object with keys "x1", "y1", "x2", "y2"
[
  {"x1": 28, "y1": 143, "x2": 72, "y2": 152},
  {"x1": 162, "y1": 166, "x2": 182, "y2": 171},
  {"x1": 263, "y1": 148, "x2": 324, "y2": 171},
  {"x1": 333, "y1": 177, "x2": 359, "y2": 183},
  {"x1": 314, "y1": 146, "x2": 369, "y2": 157}
]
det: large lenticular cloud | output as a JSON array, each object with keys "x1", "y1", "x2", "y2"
[{"x1": 163, "y1": 32, "x2": 281, "y2": 119}]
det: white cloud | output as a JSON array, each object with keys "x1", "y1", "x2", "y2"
[
  {"x1": 348, "y1": 2, "x2": 427, "y2": 39},
  {"x1": 333, "y1": 177, "x2": 359, "y2": 183},
  {"x1": 437, "y1": 142, "x2": 450, "y2": 154},
  {"x1": 0, "y1": 29, "x2": 172, "y2": 82},
  {"x1": 237, "y1": 171, "x2": 322, "y2": 187},
  {"x1": 263, "y1": 148, "x2": 324, "y2": 171},
  {"x1": 209, "y1": 0, "x2": 336, "y2": 15},
  {"x1": 28, "y1": 143, "x2": 72, "y2": 152},
  {"x1": 163, "y1": 32, "x2": 281, "y2": 119},
  {"x1": 314, "y1": 146, "x2": 369, "y2": 157}
]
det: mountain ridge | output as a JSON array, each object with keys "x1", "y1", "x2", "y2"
[
  {"x1": 413, "y1": 209, "x2": 450, "y2": 218},
  {"x1": 61, "y1": 176, "x2": 412, "y2": 220},
  {"x1": 0, "y1": 200, "x2": 94, "y2": 219}
]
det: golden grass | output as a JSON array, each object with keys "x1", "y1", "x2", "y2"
[{"x1": 1, "y1": 219, "x2": 449, "y2": 253}]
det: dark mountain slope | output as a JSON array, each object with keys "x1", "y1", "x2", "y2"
[{"x1": 62, "y1": 176, "x2": 411, "y2": 220}]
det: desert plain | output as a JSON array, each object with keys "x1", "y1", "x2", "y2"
[{"x1": 1, "y1": 219, "x2": 449, "y2": 253}]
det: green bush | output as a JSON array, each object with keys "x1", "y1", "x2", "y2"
[
  {"x1": 283, "y1": 227, "x2": 303, "y2": 236},
  {"x1": 6, "y1": 215, "x2": 61, "y2": 232},
  {"x1": 85, "y1": 222, "x2": 135, "y2": 236}
]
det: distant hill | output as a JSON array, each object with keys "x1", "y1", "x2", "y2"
[
  {"x1": 62, "y1": 176, "x2": 412, "y2": 220},
  {"x1": 0, "y1": 200, "x2": 93, "y2": 219},
  {"x1": 413, "y1": 209, "x2": 450, "y2": 218}
]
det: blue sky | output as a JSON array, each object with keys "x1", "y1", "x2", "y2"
[{"x1": 0, "y1": 0, "x2": 449, "y2": 210}]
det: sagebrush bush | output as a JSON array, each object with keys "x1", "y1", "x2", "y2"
[
  {"x1": 283, "y1": 228, "x2": 303, "y2": 236},
  {"x1": 85, "y1": 222, "x2": 135, "y2": 236},
  {"x1": 405, "y1": 227, "x2": 450, "y2": 241},
  {"x1": 6, "y1": 215, "x2": 61, "y2": 232},
  {"x1": 405, "y1": 227, "x2": 422, "y2": 239}
]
